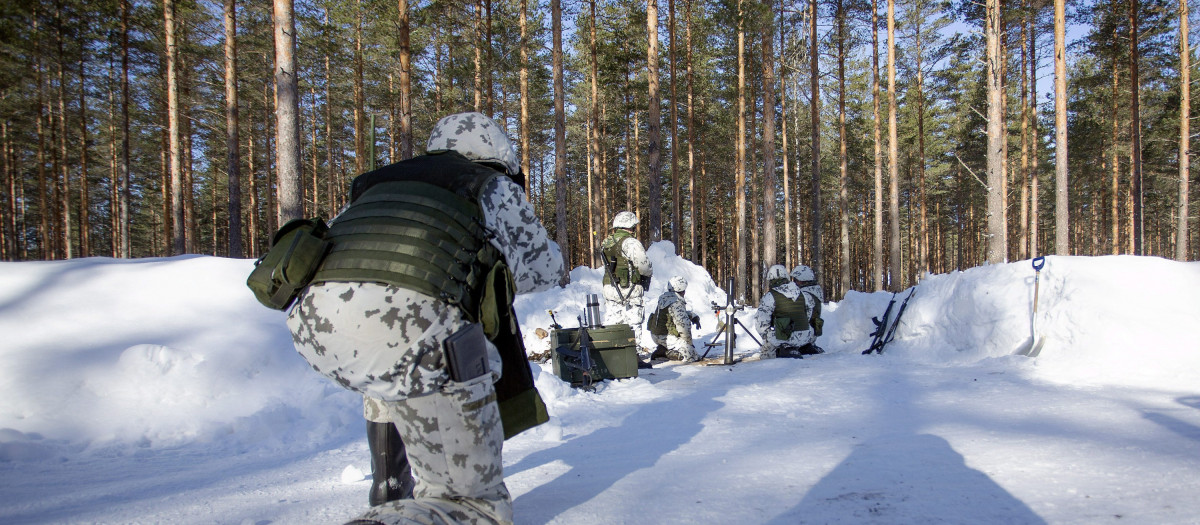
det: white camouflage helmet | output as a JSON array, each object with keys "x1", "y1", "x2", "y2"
[
  {"x1": 668, "y1": 276, "x2": 688, "y2": 293},
  {"x1": 612, "y1": 211, "x2": 639, "y2": 229},
  {"x1": 766, "y1": 265, "x2": 788, "y2": 282},
  {"x1": 426, "y1": 112, "x2": 520, "y2": 176},
  {"x1": 791, "y1": 265, "x2": 815, "y2": 282}
]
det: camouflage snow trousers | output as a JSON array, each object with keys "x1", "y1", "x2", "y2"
[
  {"x1": 651, "y1": 333, "x2": 698, "y2": 362},
  {"x1": 286, "y1": 282, "x2": 511, "y2": 524},
  {"x1": 350, "y1": 374, "x2": 512, "y2": 525},
  {"x1": 603, "y1": 295, "x2": 645, "y2": 350}
]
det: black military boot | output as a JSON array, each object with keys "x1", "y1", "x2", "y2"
[{"x1": 367, "y1": 420, "x2": 416, "y2": 506}]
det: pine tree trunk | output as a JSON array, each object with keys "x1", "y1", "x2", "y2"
[
  {"x1": 55, "y1": 2, "x2": 71, "y2": 259},
  {"x1": 588, "y1": 0, "x2": 599, "y2": 264},
  {"x1": 647, "y1": 0, "x2": 663, "y2": 243},
  {"x1": 837, "y1": 0, "x2": 849, "y2": 297},
  {"x1": 78, "y1": 49, "x2": 91, "y2": 258},
  {"x1": 687, "y1": 0, "x2": 698, "y2": 262},
  {"x1": 810, "y1": 0, "x2": 822, "y2": 281},
  {"x1": 552, "y1": 0, "x2": 569, "y2": 281},
  {"x1": 780, "y1": 3, "x2": 791, "y2": 269},
  {"x1": 888, "y1": 0, "x2": 903, "y2": 283},
  {"x1": 670, "y1": 0, "x2": 681, "y2": 254},
  {"x1": 762, "y1": 0, "x2": 777, "y2": 269},
  {"x1": 119, "y1": 0, "x2": 131, "y2": 257},
  {"x1": 225, "y1": 0, "x2": 242, "y2": 258},
  {"x1": 736, "y1": 0, "x2": 747, "y2": 300},
  {"x1": 164, "y1": 0, "x2": 184, "y2": 255},
  {"x1": 1054, "y1": 0, "x2": 1069, "y2": 255},
  {"x1": 1129, "y1": 0, "x2": 1144, "y2": 255},
  {"x1": 1179, "y1": 0, "x2": 1191, "y2": 261},
  {"x1": 399, "y1": 0, "x2": 413, "y2": 160},
  {"x1": 1111, "y1": 67, "x2": 1120, "y2": 254},
  {"x1": 353, "y1": 2, "x2": 365, "y2": 174},
  {"x1": 274, "y1": 0, "x2": 303, "y2": 225},
  {"x1": 474, "y1": 0, "x2": 483, "y2": 113},
  {"x1": 872, "y1": 0, "x2": 883, "y2": 290},
  {"x1": 519, "y1": 0, "x2": 530, "y2": 192},
  {"x1": 986, "y1": 0, "x2": 1006, "y2": 265},
  {"x1": 1030, "y1": 9, "x2": 1040, "y2": 258},
  {"x1": 1019, "y1": 3, "x2": 1030, "y2": 261}
]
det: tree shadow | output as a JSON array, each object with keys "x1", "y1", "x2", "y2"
[
  {"x1": 765, "y1": 433, "x2": 1046, "y2": 524},
  {"x1": 766, "y1": 365, "x2": 1046, "y2": 524},
  {"x1": 508, "y1": 386, "x2": 723, "y2": 524}
]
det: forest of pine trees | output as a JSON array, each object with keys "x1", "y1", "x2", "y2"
[{"x1": 0, "y1": 0, "x2": 1195, "y2": 302}]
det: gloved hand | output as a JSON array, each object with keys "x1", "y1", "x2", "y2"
[
  {"x1": 639, "y1": 276, "x2": 651, "y2": 290},
  {"x1": 691, "y1": 314, "x2": 701, "y2": 329}
]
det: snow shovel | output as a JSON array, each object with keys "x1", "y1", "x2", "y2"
[{"x1": 1016, "y1": 256, "x2": 1046, "y2": 357}]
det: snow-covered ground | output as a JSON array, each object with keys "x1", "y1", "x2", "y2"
[{"x1": 1, "y1": 244, "x2": 1198, "y2": 524}]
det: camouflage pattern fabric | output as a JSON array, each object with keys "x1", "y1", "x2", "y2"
[
  {"x1": 349, "y1": 373, "x2": 512, "y2": 525},
  {"x1": 425, "y1": 112, "x2": 520, "y2": 177},
  {"x1": 648, "y1": 289, "x2": 697, "y2": 362},
  {"x1": 478, "y1": 176, "x2": 563, "y2": 295},
  {"x1": 754, "y1": 282, "x2": 817, "y2": 359},
  {"x1": 601, "y1": 234, "x2": 652, "y2": 346},
  {"x1": 649, "y1": 290, "x2": 698, "y2": 362}
]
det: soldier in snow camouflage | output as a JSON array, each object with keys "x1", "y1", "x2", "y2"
[
  {"x1": 287, "y1": 112, "x2": 564, "y2": 525},
  {"x1": 648, "y1": 276, "x2": 701, "y2": 362},
  {"x1": 600, "y1": 211, "x2": 653, "y2": 350},
  {"x1": 754, "y1": 264, "x2": 819, "y2": 359}
]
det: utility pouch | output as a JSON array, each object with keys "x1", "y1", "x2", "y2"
[
  {"x1": 246, "y1": 217, "x2": 331, "y2": 310},
  {"x1": 812, "y1": 316, "x2": 824, "y2": 337},
  {"x1": 773, "y1": 317, "x2": 794, "y2": 340},
  {"x1": 444, "y1": 323, "x2": 490, "y2": 383}
]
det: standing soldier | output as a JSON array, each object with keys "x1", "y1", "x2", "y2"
[
  {"x1": 755, "y1": 264, "x2": 817, "y2": 359},
  {"x1": 600, "y1": 211, "x2": 653, "y2": 349},
  {"x1": 647, "y1": 276, "x2": 702, "y2": 362},
  {"x1": 792, "y1": 264, "x2": 825, "y2": 355},
  {"x1": 286, "y1": 112, "x2": 564, "y2": 524}
]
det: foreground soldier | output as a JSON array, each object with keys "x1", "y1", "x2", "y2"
[
  {"x1": 286, "y1": 112, "x2": 564, "y2": 524},
  {"x1": 755, "y1": 265, "x2": 817, "y2": 359},
  {"x1": 600, "y1": 211, "x2": 653, "y2": 347},
  {"x1": 647, "y1": 276, "x2": 701, "y2": 362}
]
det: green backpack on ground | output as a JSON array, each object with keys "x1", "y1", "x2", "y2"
[{"x1": 246, "y1": 217, "x2": 331, "y2": 310}]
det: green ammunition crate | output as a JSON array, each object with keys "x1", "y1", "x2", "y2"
[{"x1": 551, "y1": 324, "x2": 639, "y2": 385}]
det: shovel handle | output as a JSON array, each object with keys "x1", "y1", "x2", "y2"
[{"x1": 1032, "y1": 256, "x2": 1045, "y2": 272}]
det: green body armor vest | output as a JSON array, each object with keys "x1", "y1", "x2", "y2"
[
  {"x1": 313, "y1": 152, "x2": 500, "y2": 314},
  {"x1": 648, "y1": 294, "x2": 681, "y2": 337},
  {"x1": 770, "y1": 289, "x2": 810, "y2": 340},
  {"x1": 601, "y1": 229, "x2": 637, "y2": 288}
]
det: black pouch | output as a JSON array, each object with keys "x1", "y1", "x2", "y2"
[{"x1": 246, "y1": 217, "x2": 331, "y2": 310}]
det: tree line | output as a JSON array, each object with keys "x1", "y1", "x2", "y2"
[{"x1": 0, "y1": 0, "x2": 1194, "y2": 302}]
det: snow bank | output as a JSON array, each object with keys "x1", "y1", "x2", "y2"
[{"x1": 0, "y1": 256, "x2": 360, "y2": 460}]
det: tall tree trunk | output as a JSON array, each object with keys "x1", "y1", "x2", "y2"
[
  {"x1": 399, "y1": 0, "x2": 413, "y2": 160},
  {"x1": 780, "y1": 3, "x2": 791, "y2": 269},
  {"x1": 872, "y1": 0, "x2": 883, "y2": 290},
  {"x1": 837, "y1": 0, "x2": 849, "y2": 297},
  {"x1": 1129, "y1": 0, "x2": 1144, "y2": 255},
  {"x1": 763, "y1": 0, "x2": 777, "y2": 268},
  {"x1": 986, "y1": 0, "x2": 1006, "y2": 264},
  {"x1": 1019, "y1": 2, "x2": 1030, "y2": 260},
  {"x1": 225, "y1": 0, "x2": 243, "y2": 258},
  {"x1": 354, "y1": 2, "x2": 365, "y2": 174},
  {"x1": 687, "y1": 0, "x2": 698, "y2": 262},
  {"x1": 519, "y1": 0, "x2": 530, "y2": 193},
  {"x1": 274, "y1": 0, "x2": 303, "y2": 225},
  {"x1": 670, "y1": 0, "x2": 681, "y2": 253},
  {"x1": 1030, "y1": 8, "x2": 1040, "y2": 258},
  {"x1": 916, "y1": 14, "x2": 929, "y2": 277},
  {"x1": 1111, "y1": 67, "x2": 1121, "y2": 254},
  {"x1": 55, "y1": 1, "x2": 71, "y2": 259},
  {"x1": 589, "y1": 0, "x2": 599, "y2": 264},
  {"x1": 118, "y1": 0, "x2": 131, "y2": 257},
  {"x1": 888, "y1": 0, "x2": 903, "y2": 284},
  {"x1": 1054, "y1": 0, "x2": 1069, "y2": 255},
  {"x1": 486, "y1": 0, "x2": 494, "y2": 116},
  {"x1": 78, "y1": 48, "x2": 91, "y2": 257},
  {"x1": 164, "y1": 0, "x2": 184, "y2": 255},
  {"x1": 552, "y1": 0, "x2": 569, "y2": 281},
  {"x1": 810, "y1": 0, "x2": 822, "y2": 281},
  {"x1": 474, "y1": 0, "x2": 483, "y2": 113},
  {"x1": 736, "y1": 0, "x2": 747, "y2": 300},
  {"x1": 648, "y1": 0, "x2": 663, "y2": 242},
  {"x1": 1179, "y1": 0, "x2": 1191, "y2": 261}
]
